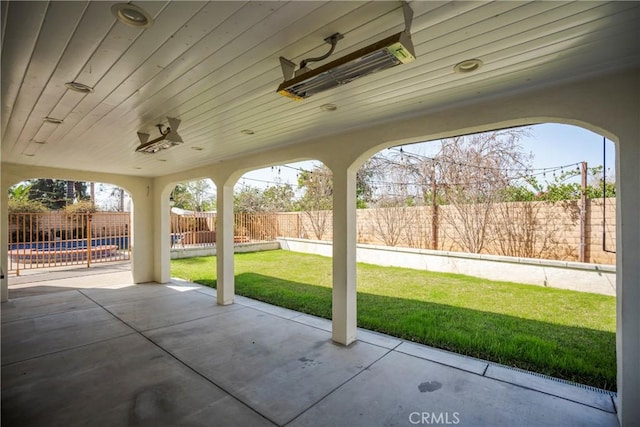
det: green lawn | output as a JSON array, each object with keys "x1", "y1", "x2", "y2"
[{"x1": 171, "y1": 250, "x2": 616, "y2": 390}]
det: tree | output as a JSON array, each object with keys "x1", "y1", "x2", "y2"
[
  {"x1": 371, "y1": 198, "x2": 417, "y2": 247},
  {"x1": 8, "y1": 183, "x2": 32, "y2": 202},
  {"x1": 27, "y1": 179, "x2": 68, "y2": 210},
  {"x1": 8, "y1": 183, "x2": 48, "y2": 244},
  {"x1": 261, "y1": 184, "x2": 295, "y2": 212},
  {"x1": 296, "y1": 165, "x2": 333, "y2": 208},
  {"x1": 491, "y1": 200, "x2": 561, "y2": 258},
  {"x1": 234, "y1": 185, "x2": 265, "y2": 213},
  {"x1": 170, "y1": 184, "x2": 191, "y2": 210},
  {"x1": 367, "y1": 157, "x2": 423, "y2": 246},
  {"x1": 19, "y1": 179, "x2": 90, "y2": 210},
  {"x1": 356, "y1": 159, "x2": 381, "y2": 208},
  {"x1": 97, "y1": 185, "x2": 128, "y2": 211},
  {"x1": 8, "y1": 183, "x2": 48, "y2": 213},
  {"x1": 74, "y1": 181, "x2": 89, "y2": 201},
  {"x1": 436, "y1": 129, "x2": 533, "y2": 253},
  {"x1": 296, "y1": 165, "x2": 333, "y2": 240},
  {"x1": 186, "y1": 179, "x2": 215, "y2": 212},
  {"x1": 372, "y1": 129, "x2": 532, "y2": 253},
  {"x1": 234, "y1": 182, "x2": 295, "y2": 213},
  {"x1": 66, "y1": 180, "x2": 74, "y2": 204},
  {"x1": 171, "y1": 179, "x2": 215, "y2": 212},
  {"x1": 586, "y1": 166, "x2": 616, "y2": 198},
  {"x1": 294, "y1": 161, "x2": 378, "y2": 210},
  {"x1": 64, "y1": 180, "x2": 89, "y2": 205},
  {"x1": 503, "y1": 165, "x2": 616, "y2": 202}
]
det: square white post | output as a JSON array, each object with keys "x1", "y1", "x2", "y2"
[
  {"x1": 331, "y1": 166, "x2": 357, "y2": 345},
  {"x1": 216, "y1": 182, "x2": 235, "y2": 305},
  {"x1": 152, "y1": 186, "x2": 171, "y2": 284},
  {"x1": 616, "y1": 129, "x2": 640, "y2": 425},
  {"x1": 1, "y1": 182, "x2": 8, "y2": 302}
]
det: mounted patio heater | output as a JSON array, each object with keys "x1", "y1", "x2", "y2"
[
  {"x1": 136, "y1": 117, "x2": 183, "y2": 154},
  {"x1": 277, "y1": 3, "x2": 415, "y2": 100}
]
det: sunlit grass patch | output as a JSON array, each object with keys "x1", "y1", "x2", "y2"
[{"x1": 172, "y1": 250, "x2": 616, "y2": 390}]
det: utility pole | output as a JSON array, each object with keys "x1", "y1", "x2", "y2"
[
  {"x1": 579, "y1": 161, "x2": 588, "y2": 263},
  {"x1": 119, "y1": 188, "x2": 125, "y2": 212},
  {"x1": 66, "y1": 180, "x2": 75, "y2": 205}
]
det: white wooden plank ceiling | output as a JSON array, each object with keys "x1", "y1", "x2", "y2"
[{"x1": 2, "y1": 1, "x2": 639, "y2": 177}]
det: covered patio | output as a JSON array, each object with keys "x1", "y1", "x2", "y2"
[
  {"x1": 2, "y1": 267, "x2": 617, "y2": 426},
  {"x1": 1, "y1": 2, "x2": 639, "y2": 425}
]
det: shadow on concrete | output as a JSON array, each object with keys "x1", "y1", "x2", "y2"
[{"x1": 192, "y1": 272, "x2": 616, "y2": 391}]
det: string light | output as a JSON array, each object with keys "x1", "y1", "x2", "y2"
[
  {"x1": 231, "y1": 149, "x2": 598, "y2": 202},
  {"x1": 385, "y1": 146, "x2": 582, "y2": 174}
]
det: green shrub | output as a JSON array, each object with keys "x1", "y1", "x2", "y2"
[
  {"x1": 63, "y1": 200, "x2": 97, "y2": 213},
  {"x1": 8, "y1": 199, "x2": 48, "y2": 213}
]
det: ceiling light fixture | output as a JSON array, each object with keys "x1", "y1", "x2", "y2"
[
  {"x1": 320, "y1": 103, "x2": 338, "y2": 112},
  {"x1": 43, "y1": 116, "x2": 63, "y2": 124},
  {"x1": 136, "y1": 117, "x2": 183, "y2": 154},
  {"x1": 111, "y1": 3, "x2": 153, "y2": 28},
  {"x1": 65, "y1": 81, "x2": 94, "y2": 94},
  {"x1": 32, "y1": 140, "x2": 47, "y2": 145},
  {"x1": 241, "y1": 129, "x2": 255, "y2": 135},
  {"x1": 453, "y1": 59, "x2": 483, "y2": 74},
  {"x1": 277, "y1": 2, "x2": 415, "y2": 100}
]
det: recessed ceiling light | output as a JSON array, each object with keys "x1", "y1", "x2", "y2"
[
  {"x1": 320, "y1": 103, "x2": 338, "y2": 112},
  {"x1": 241, "y1": 129, "x2": 255, "y2": 135},
  {"x1": 111, "y1": 3, "x2": 153, "y2": 28},
  {"x1": 191, "y1": 146, "x2": 204, "y2": 151},
  {"x1": 43, "y1": 116, "x2": 63, "y2": 124},
  {"x1": 65, "y1": 81, "x2": 94, "y2": 94},
  {"x1": 32, "y1": 140, "x2": 47, "y2": 145},
  {"x1": 453, "y1": 59, "x2": 483, "y2": 74}
]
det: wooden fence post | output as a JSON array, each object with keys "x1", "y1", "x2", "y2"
[{"x1": 579, "y1": 161, "x2": 588, "y2": 263}]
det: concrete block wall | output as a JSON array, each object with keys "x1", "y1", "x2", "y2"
[
  {"x1": 170, "y1": 241, "x2": 280, "y2": 259},
  {"x1": 294, "y1": 199, "x2": 616, "y2": 265},
  {"x1": 277, "y1": 238, "x2": 616, "y2": 296}
]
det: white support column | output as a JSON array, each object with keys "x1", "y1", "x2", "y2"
[
  {"x1": 216, "y1": 181, "x2": 235, "y2": 305},
  {"x1": 331, "y1": 165, "x2": 357, "y2": 345},
  {"x1": 1, "y1": 182, "x2": 9, "y2": 302},
  {"x1": 130, "y1": 182, "x2": 156, "y2": 284},
  {"x1": 152, "y1": 184, "x2": 171, "y2": 284},
  {"x1": 616, "y1": 129, "x2": 640, "y2": 425}
]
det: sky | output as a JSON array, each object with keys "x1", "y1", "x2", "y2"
[
  {"x1": 238, "y1": 123, "x2": 616, "y2": 190},
  {"x1": 89, "y1": 122, "x2": 615, "y2": 208},
  {"x1": 521, "y1": 123, "x2": 615, "y2": 173}
]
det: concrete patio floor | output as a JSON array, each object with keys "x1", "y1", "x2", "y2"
[{"x1": 1, "y1": 265, "x2": 618, "y2": 426}]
